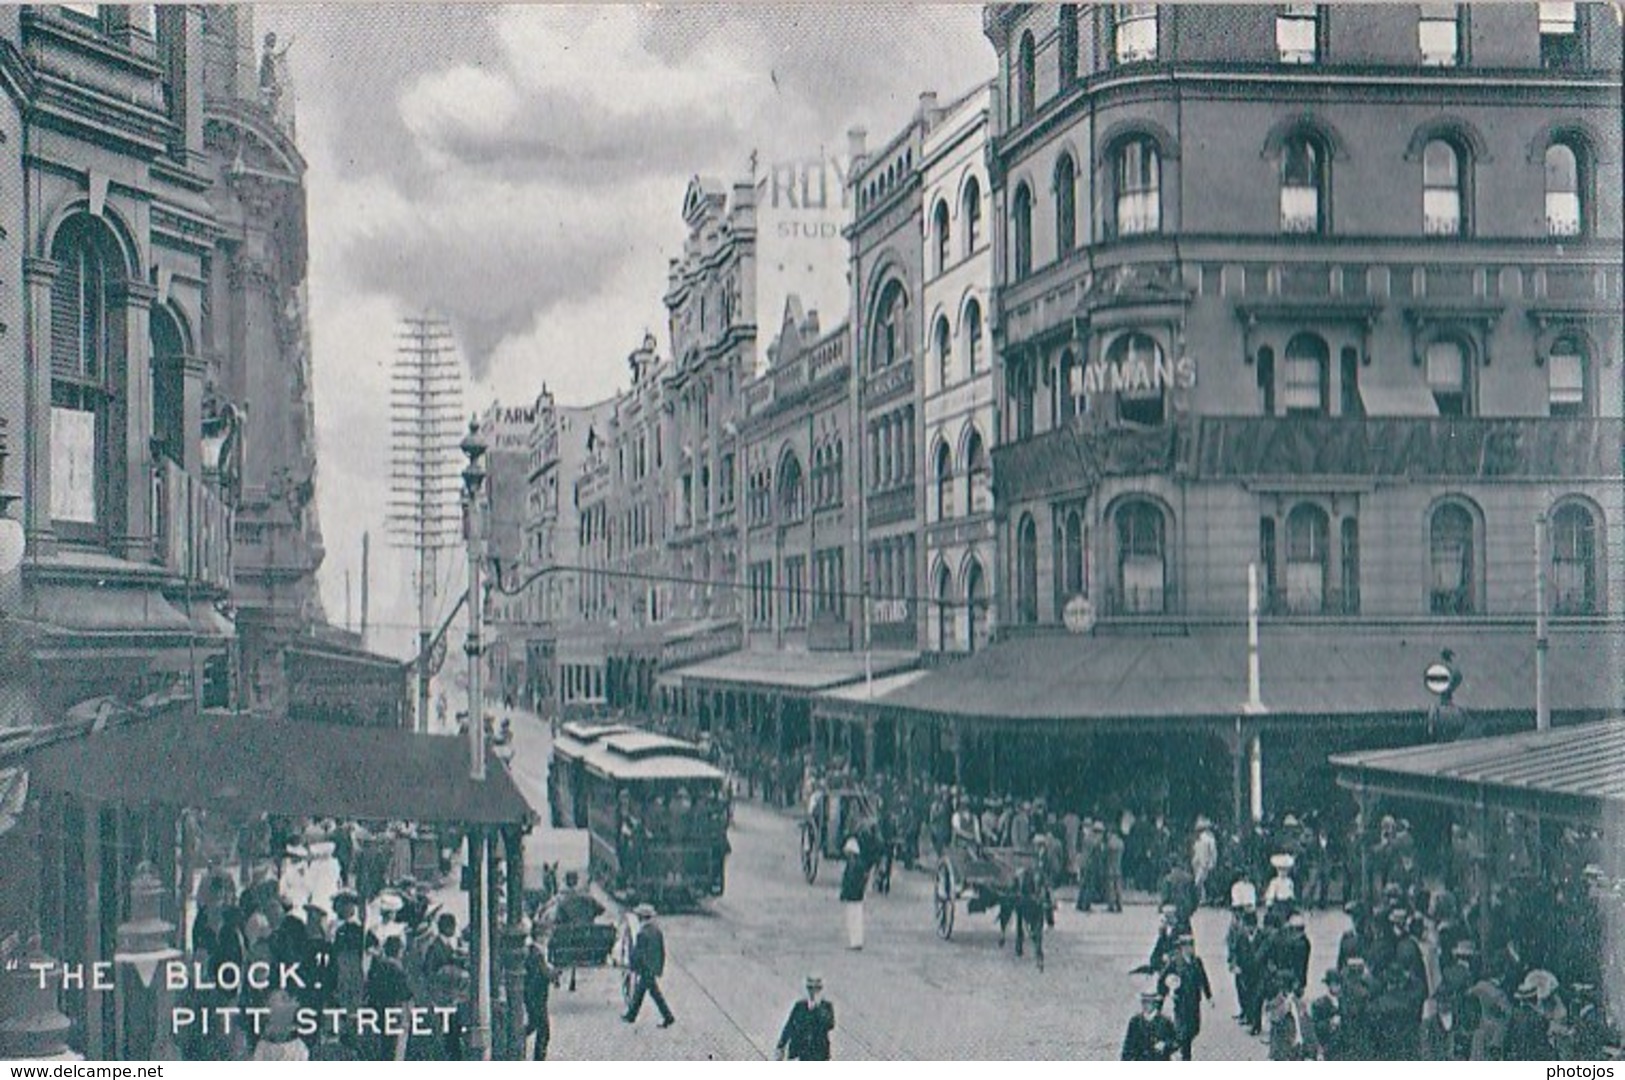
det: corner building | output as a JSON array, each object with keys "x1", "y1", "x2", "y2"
[{"x1": 868, "y1": 3, "x2": 1624, "y2": 819}]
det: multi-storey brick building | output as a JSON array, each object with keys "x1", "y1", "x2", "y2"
[
  {"x1": 856, "y1": 2, "x2": 1624, "y2": 819},
  {"x1": 740, "y1": 299, "x2": 853, "y2": 650},
  {"x1": 921, "y1": 84, "x2": 998, "y2": 655}
]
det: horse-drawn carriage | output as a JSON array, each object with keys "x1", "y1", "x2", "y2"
[
  {"x1": 933, "y1": 842, "x2": 1054, "y2": 965},
  {"x1": 799, "y1": 787, "x2": 878, "y2": 884}
]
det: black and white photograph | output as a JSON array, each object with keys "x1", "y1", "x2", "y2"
[{"x1": 0, "y1": 0, "x2": 1621, "y2": 1063}]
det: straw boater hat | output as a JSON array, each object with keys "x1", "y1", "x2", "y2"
[
  {"x1": 1452, "y1": 940, "x2": 1478, "y2": 959},
  {"x1": 1270, "y1": 853, "x2": 1295, "y2": 871},
  {"x1": 635, "y1": 903, "x2": 657, "y2": 919}
]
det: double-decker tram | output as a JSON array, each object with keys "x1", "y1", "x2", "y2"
[{"x1": 548, "y1": 722, "x2": 729, "y2": 906}]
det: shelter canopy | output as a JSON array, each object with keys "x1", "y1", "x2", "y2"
[{"x1": 25, "y1": 710, "x2": 533, "y2": 826}]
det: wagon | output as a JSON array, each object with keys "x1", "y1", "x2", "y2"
[
  {"x1": 932, "y1": 842, "x2": 1045, "y2": 941},
  {"x1": 799, "y1": 787, "x2": 877, "y2": 884}
]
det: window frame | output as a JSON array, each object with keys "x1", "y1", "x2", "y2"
[
  {"x1": 1544, "y1": 139, "x2": 1587, "y2": 238},
  {"x1": 1016, "y1": 513, "x2": 1040, "y2": 624},
  {"x1": 1422, "y1": 138, "x2": 1467, "y2": 237},
  {"x1": 1276, "y1": 3, "x2": 1321, "y2": 65},
  {"x1": 1282, "y1": 332, "x2": 1330, "y2": 417},
  {"x1": 1115, "y1": 498, "x2": 1168, "y2": 614},
  {"x1": 1107, "y1": 331, "x2": 1167, "y2": 426},
  {"x1": 1112, "y1": 4, "x2": 1158, "y2": 66},
  {"x1": 1284, "y1": 502, "x2": 1331, "y2": 614},
  {"x1": 1054, "y1": 153, "x2": 1078, "y2": 257},
  {"x1": 1012, "y1": 182, "x2": 1034, "y2": 280},
  {"x1": 1113, "y1": 137, "x2": 1162, "y2": 239},
  {"x1": 1418, "y1": 3, "x2": 1462, "y2": 66},
  {"x1": 1059, "y1": 5, "x2": 1080, "y2": 87},
  {"x1": 933, "y1": 199, "x2": 951, "y2": 275},
  {"x1": 1546, "y1": 334, "x2": 1589, "y2": 418},
  {"x1": 1428, "y1": 499, "x2": 1480, "y2": 616},
  {"x1": 935, "y1": 314, "x2": 954, "y2": 391},
  {"x1": 1280, "y1": 134, "x2": 1328, "y2": 235},
  {"x1": 963, "y1": 177, "x2": 983, "y2": 256},
  {"x1": 965, "y1": 299, "x2": 985, "y2": 375},
  {"x1": 1017, "y1": 31, "x2": 1037, "y2": 122},
  {"x1": 1424, "y1": 336, "x2": 1472, "y2": 417},
  {"x1": 1550, "y1": 500, "x2": 1601, "y2": 616}
]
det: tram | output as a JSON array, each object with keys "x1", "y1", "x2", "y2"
[{"x1": 548, "y1": 722, "x2": 729, "y2": 907}]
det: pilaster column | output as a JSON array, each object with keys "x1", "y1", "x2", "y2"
[
  {"x1": 182, "y1": 355, "x2": 207, "y2": 476},
  {"x1": 23, "y1": 258, "x2": 60, "y2": 551},
  {"x1": 116, "y1": 280, "x2": 159, "y2": 562}
]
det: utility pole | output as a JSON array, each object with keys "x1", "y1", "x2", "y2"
[
  {"x1": 1535, "y1": 512, "x2": 1550, "y2": 732},
  {"x1": 388, "y1": 315, "x2": 463, "y2": 734},
  {"x1": 360, "y1": 531, "x2": 370, "y2": 644}
]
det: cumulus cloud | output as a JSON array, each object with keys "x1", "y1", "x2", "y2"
[{"x1": 259, "y1": 3, "x2": 995, "y2": 638}]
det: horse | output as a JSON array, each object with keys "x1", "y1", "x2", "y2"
[{"x1": 997, "y1": 865, "x2": 1055, "y2": 971}]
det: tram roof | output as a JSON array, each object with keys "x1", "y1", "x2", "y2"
[{"x1": 577, "y1": 734, "x2": 724, "y2": 783}]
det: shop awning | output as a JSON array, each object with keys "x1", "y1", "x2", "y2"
[
  {"x1": 1357, "y1": 379, "x2": 1440, "y2": 418},
  {"x1": 1329, "y1": 718, "x2": 1625, "y2": 825},
  {"x1": 868, "y1": 625, "x2": 1625, "y2": 730},
  {"x1": 664, "y1": 648, "x2": 918, "y2": 695},
  {"x1": 25, "y1": 710, "x2": 532, "y2": 826}
]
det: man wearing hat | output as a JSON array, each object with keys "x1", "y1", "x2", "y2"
[
  {"x1": 622, "y1": 904, "x2": 675, "y2": 1028},
  {"x1": 1122, "y1": 986, "x2": 1177, "y2": 1060},
  {"x1": 776, "y1": 975, "x2": 836, "y2": 1060},
  {"x1": 1506, "y1": 972, "x2": 1556, "y2": 1059},
  {"x1": 524, "y1": 920, "x2": 560, "y2": 1059},
  {"x1": 1159, "y1": 933, "x2": 1213, "y2": 1060},
  {"x1": 1227, "y1": 907, "x2": 1265, "y2": 1035}
]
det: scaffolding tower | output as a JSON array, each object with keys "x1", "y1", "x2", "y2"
[{"x1": 388, "y1": 315, "x2": 464, "y2": 734}]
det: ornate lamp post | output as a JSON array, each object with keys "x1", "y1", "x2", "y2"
[
  {"x1": 459, "y1": 418, "x2": 493, "y2": 1060},
  {"x1": 113, "y1": 861, "x2": 183, "y2": 1059}
]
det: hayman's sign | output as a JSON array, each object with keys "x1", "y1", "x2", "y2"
[{"x1": 1076, "y1": 353, "x2": 1197, "y2": 397}]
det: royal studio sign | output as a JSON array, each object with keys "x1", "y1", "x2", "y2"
[
  {"x1": 1075, "y1": 352, "x2": 1197, "y2": 398},
  {"x1": 759, "y1": 153, "x2": 853, "y2": 242}
]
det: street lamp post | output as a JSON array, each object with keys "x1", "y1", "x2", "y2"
[{"x1": 460, "y1": 418, "x2": 493, "y2": 1061}]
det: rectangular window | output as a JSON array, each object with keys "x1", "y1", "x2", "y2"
[
  {"x1": 1259, "y1": 517, "x2": 1278, "y2": 601},
  {"x1": 1547, "y1": 191, "x2": 1582, "y2": 237},
  {"x1": 1549, "y1": 351, "x2": 1586, "y2": 416},
  {"x1": 784, "y1": 556, "x2": 807, "y2": 627},
  {"x1": 1114, "y1": 4, "x2": 1158, "y2": 64},
  {"x1": 1280, "y1": 186, "x2": 1320, "y2": 234},
  {"x1": 1426, "y1": 341, "x2": 1469, "y2": 417},
  {"x1": 1283, "y1": 355, "x2": 1324, "y2": 414},
  {"x1": 1276, "y1": 4, "x2": 1320, "y2": 63},
  {"x1": 1539, "y1": 2, "x2": 1582, "y2": 68},
  {"x1": 1340, "y1": 517, "x2": 1360, "y2": 615},
  {"x1": 50, "y1": 404, "x2": 98, "y2": 524},
  {"x1": 1419, "y1": 4, "x2": 1460, "y2": 65}
]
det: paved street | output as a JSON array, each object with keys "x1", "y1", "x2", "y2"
[{"x1": 496, "y1": 707, "x2": 1353, "y2": 1060}]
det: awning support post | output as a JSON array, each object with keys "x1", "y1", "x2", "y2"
[
  {"x1": 1248, "y1": 732, "x2": 1264, "y2": 824},
  {"x1": 1231, "y1": 717, "x2": 1245, "y2": 829},
  {"x1": 500, "y1": 827, "x2": 528, "y2": 1061}
]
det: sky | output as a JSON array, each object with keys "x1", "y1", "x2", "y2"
[{"x1": 255, "y1": 4, "x2": 996, "y2": 657}]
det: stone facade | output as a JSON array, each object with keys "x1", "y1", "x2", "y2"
[{"x1": 982, "y1": 3, "x2": 1623, "y2": 631}]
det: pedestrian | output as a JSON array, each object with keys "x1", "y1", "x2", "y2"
[
  {"x1": 1105, "y1": 826, "x2": 1126, "y2": 913},
  {"x1": 1268, "y1": 985, "x2": 1320, "y2": 1060},
  {"x1": 524, "y1": 922, "x2": 559, "y2": 1060},
  {"x1": 1159, "y1": 933, "x2": 1213, "y2": 1060},
  {"x1": 1121, "y1": 988, "x2": 1178, "y2": 1060},
  {"x1": 1192, "y1": 817, "x2": 1218, "y2": 906},
  {"x1": 776, "y1": 974, "x2": 836, "y2": 1060},
  {"x1": 621, "y1": 904, "x2": 676, "y2": 1028},
  {"x1": 839, "y1": 835, "x2": 869, "y2": 950},
  {"x1": 363, "y1": 936, "x2": 413, "y2": 1060}
]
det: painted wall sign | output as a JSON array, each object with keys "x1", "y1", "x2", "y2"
[{"x1": 1077, "y1": 354, "x2": 1196, "y2": 397}]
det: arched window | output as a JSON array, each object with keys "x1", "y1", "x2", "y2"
[
  {"x1": 1283, "y1": 332, "x2": 1329, "y2": 416},
  {"x1": 1113, "y1": 3, "x2": 1158, "y2": 64},
  {"x1": 935, "y1": 563, "x2": 955, "y2": 651},
  {"x1": 871, "y1": 279, "x2": 909, "y2": 371},
  {"x1": 1012, "y1": 183, "x2": 1033, "y2": 280},
  {"x1": 1545, "y1": 140, "x2": 1585, "y2": 237},
  {"x1": 1059, "y1": 6, "x2": 1080, "y2": 86},
  {"x1": 778, "y1": 452, "x2": 804, "y2": 521},
  {"x1": 1054, "y1": 153, "x2": 1077, "y2": 256},
  {"x1": 1257, "y1": 345, "x2": 1277, "y2": 414},
  {"x1": 964, "y1": 428, "x2": 989, "y2": 515},
  {"x1": 1423, "y1": 139, "x2": 1466, "y2": 236},
  {"x1": 1063, "y1": 508, "x2": 1086, "y2": 597},
  {"x1": 934, "y1": 441, "x2": 955, "y2": 521},
  {"x1": 1429, "y1": 501, "x2": 1478, "y2": 615},
  {"x1": 1426, "y1": 337, "x2": 1470, "y2": 416},
  {"x1": 1548, "y1": 334, "x2": 1588, "y2": 417},
  {"x1": 1059, "y1": 348, "x2": 1083, "y2": 422},
  {"x1": 1551, "y1": 502, "x2": 1600, "y2": 615},
  {"x1": 1281, "y1": 134, "x2": 1326, "y2": 234},
  {"x1": 1116, "y1": 500, "x2": 1166, "y2": 613},
  {"x1": 1017, "y1": 32, "x2": 1037, "y2": 121},
  {"x1": 1114, "y1": 138, "x2": 1161, "y2": 237},
  {"x1": 1285, "y1": 503, "x2": 1330, "y2": 613},
  {"x1": 50, "y1": 214, "x2": 126, "y2": 542},
  {"x1": 150, "y1": 307, "x2": 187, "y2": 466},
  {"x1": 933, "y1": 199, "x2": 951, "y2": 274},
  {"x1": 1106, "y1": 332, "x2": 1166, "y2": 426},
  {"x1": 935, "y1": 314, "x2": 953, "y2": 390},
  {"x1": 965, "y1": 299, "x2": 985, "y2": 374},
  {"x1": 965, "y1": 558, "x2": 986, "y2": 653},
  {"x1": 1016, "y1": 514, "x2": 1040, "y2": 624},
  {"x1": 963, "y1": 177, "x2": 983, "y2": 255}
]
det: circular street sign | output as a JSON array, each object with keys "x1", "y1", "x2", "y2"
[
  {"x1": 1424, "y1": 661, "x2": 1455, "y2": 696},
  {"x1": 1063, "y1": 595, "x2": 1096, "y2": 635}
]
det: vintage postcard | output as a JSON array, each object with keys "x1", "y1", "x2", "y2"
[{"x1": 0, "y1": 1, "x2": 1620, "y2": 1063}]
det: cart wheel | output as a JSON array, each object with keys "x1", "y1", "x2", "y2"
[
  {"x1": 934, "y1": 863, "x2": 955, "y2": 940},
  {"x1": 800, "y1": 822, "x2": 820, "y2": 884}
]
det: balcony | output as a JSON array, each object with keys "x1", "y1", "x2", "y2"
[{"x1": 153, "y1": 458, "x2": 233, "y2": 592}]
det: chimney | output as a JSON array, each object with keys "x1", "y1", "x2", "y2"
[{"x1": 847, "y1": 126, "x2": 868, "y2": 170}]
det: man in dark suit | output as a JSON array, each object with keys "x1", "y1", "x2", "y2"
[
  {"x1": 776, "y1": 975, "x2": 836, "y2": 1060},
  {"x1": 523, "y1": 923, "x2": 559, "y2": 1060},
  {"x1": 1160, "y1": 934, "x2": 1213, "y2": 1060},
  {"x1": 622, "y1": 904, "x2": 675, "y2": 1027},
  {"x1": 1122, "y1": 989, "x2": 1178, "y2": 1060}
]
